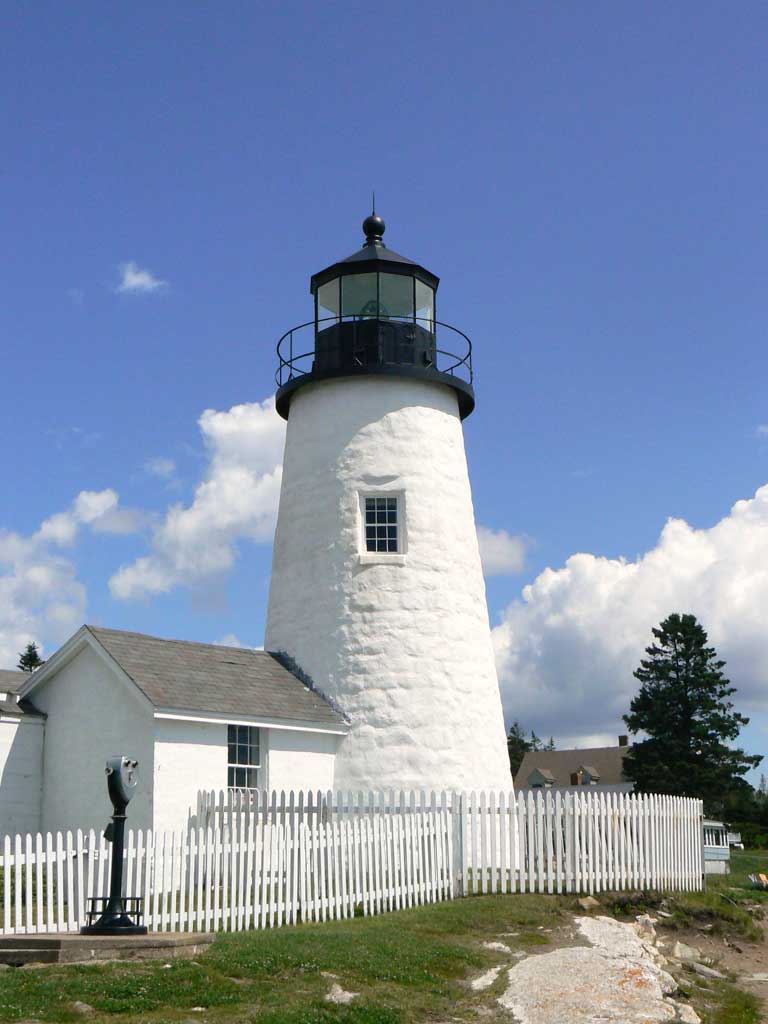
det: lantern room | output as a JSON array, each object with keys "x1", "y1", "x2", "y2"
[{"x1": 275, "y1": 211, "x2": 475, "y2": 420}]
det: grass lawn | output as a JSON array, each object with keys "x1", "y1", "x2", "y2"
[
  {"x1": 0, "y1": 854, "x2": 763, "y2": 1024},
  {"x1": 0, "y1": 894, "x2": 567, "y2": 1024}
]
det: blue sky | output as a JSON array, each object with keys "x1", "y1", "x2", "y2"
[{"x1": 1, "y1": 2, "x2": 765, "y2": 779}]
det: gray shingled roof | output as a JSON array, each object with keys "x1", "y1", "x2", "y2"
[
  {"x1": 0, "y1": 669, "x2": 44, "y2": 717},
  {"x1": 516, "y1": 745, "x2": 630, "y2": 788},
  {"x1": 86, "y1": 627, "x2": 345, "y2": 728},
  {"x1": 0, "y1": 669, "x2": 23, "y2": 691}
]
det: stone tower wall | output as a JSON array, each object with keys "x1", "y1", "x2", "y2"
[{"x1": 265, "y1": 375, "x2": 511, "y2": 792}]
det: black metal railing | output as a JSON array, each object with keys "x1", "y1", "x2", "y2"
[{"x1": 275, "y1": 316, "x2": 473, "y2": 389}]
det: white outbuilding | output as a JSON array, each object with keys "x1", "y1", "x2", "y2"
[
  {"x1": 9, "y1": 625, "x2": 346, "y2": 837},
  {"x1": 0, "y1": 670, "x2": 45, "y2": 837}
]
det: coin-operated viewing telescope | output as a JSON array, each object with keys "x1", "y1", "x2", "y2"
[{"x1": 81, "y1": 755, "x2": 147, "y2": 935}]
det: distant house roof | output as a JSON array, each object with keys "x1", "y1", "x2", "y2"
[
  {"x1": 529, "y1": 767, "x2": 555, "y2": 783},
  {"x1": 0, "y1": 669, "x2": 45, "y2": 718},
  {"x1": 516, "y1": 744, "x2": 630, "y2": 789},
  {"x1": 20, "y1": 626, "x2": 347, "y2": 731}
]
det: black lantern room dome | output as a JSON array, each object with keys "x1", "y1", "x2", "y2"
[{"x1": 275, "y1": 211, "x2": 474, "y2": 419}]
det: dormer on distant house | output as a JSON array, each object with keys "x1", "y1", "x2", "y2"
[
  {"x1": 527, "y1": 767, "x2": 555, "y2": 789},
  {"x1": 516, "y1": 736, "x2": 633, "y2": 793},
  {"x1": 580, "y1": 765, "x2": 601, "y2": 785}
]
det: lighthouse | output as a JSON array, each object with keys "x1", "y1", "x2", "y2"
[{"x1": 265, "y1": 210, "x2": 511, "y2": 792}]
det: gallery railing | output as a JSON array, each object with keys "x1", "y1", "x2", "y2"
[{"x1": 275, "y1": 316, "x2": 473, "y2": 388}]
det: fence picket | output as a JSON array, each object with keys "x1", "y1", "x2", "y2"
[
  {"x1": 34, "y1": 833, "x2": 44, "y2": 932},
  {"x1": 544, "y1": 791, "x2": 554, "y2": 894},
  {"x1": 289, "y1": 792, "x2": 299, "y2": 925},
  {"x1": 2, "y1": 835, "x2": 9, "y2": 933}
]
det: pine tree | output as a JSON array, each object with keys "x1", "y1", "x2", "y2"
[
  {"x1": 506, "y1": 721, "x2": 531, "y2": 776},
  {"x1": 623, "y1": 613, "x2": 762, "y2": 814},
  {"x1": 17, "y1": 642, "x2": 45, "y2": 673}
]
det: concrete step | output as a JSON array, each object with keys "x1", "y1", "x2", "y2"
[
  {"x1": 0, "y1": 931, "x2": 215, "y2": 965},
  {"x1": 0, "y1": 949, "x2": 59, "y2": 965},
  {"x1": 0, "y1": 937, "x2": 65, "y2": 949}
]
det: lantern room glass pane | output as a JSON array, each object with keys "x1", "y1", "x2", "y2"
[
  {"x1": 415, "y1": 280, "x2": 434, "y2": 330},
  {"x1": 317, "y1": 278, "x2": 340, "y2": 322},
  {"x1": 342, "y1": 273, "x2": 378, "y2": 318},
  {"x1": 379, "y1": 273, "x2": 414, "y2": 320}
]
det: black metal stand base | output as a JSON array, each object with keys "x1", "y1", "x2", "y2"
[
  {"x1": 80, "y1": 924, "x2": 148, "y2": 936},
  {"x1": 81, "y1": 908, "x2": 147, "y2": 936}
]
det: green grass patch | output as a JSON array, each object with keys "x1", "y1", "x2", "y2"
[
  {"x1": 685, "y1": 975, "x2": 763, "y2": 1024},
  {"x1": 707, "y1": 984, "x2": 763, "y2": 1024},
  {"x1": 724, "y1": 849, "x2": 768, "y2": 900},
  {"x1": 0, "y1": 895, "x2": 564, "y2": 1023}
]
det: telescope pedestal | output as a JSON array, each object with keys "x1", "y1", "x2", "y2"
[{"x1": 80, "y1": 922, "x2": 148, "y2": 936}]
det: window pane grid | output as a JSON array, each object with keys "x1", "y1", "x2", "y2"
[
  {"x1": 364, "y1": 496, "x2": 399, "y2": 553},
  {"x1": 227, "y1": 724, "x2": 260, "y2": 790}
]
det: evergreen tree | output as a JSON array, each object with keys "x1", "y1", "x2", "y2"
[
  {"x1": 506, "y1": 723, "x2": 556, "y2": 776},
  {"x1": 623, "y1": 613, "x2": 762, "y2": 814},
  {"x1": 506, "y1": 721, "x2": 531, "y2": 776},
  {"x1": 17, "y1": 642, "x2": 45, "y2": 673}
]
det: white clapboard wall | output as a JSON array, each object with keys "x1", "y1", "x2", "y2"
[{"x1": 0, "y1": 789, "x2": 703, "y2": 936}]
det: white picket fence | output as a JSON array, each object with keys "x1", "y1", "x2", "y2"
[
  {"x1": 461, "y1": 790, "x2": 704, "y2": 895},
  {"x1": 0, "y1": 788, "x2": 703, "y2": 936}
]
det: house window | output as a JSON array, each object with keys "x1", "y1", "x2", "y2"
[
  {"x1": 364, "y1": 496, "x2": 398, "y2": 553},
  {"x1": 227, "y1": 724, "x2": 260, "y2": 790}
]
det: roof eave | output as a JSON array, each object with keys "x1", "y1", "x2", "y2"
[{"x1": 153, "y1": 706, "x2": 348, "y2": 735}]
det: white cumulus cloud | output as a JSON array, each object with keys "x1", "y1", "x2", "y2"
[
  {"x1": 493, "y1": 484, "x2": 768, "y2": 745},
  {"x1": 214, "y1": 633, "x2": 263, "y2": 651},
  {"x1": 110, "y1": 397, "x2": 286, "y2": 600},
  {"x1": 477, "y1": 526, "x2": 528, "y2": 576},
  {"x1": 116, "y1": 261, "x2": 167, "y2": 294},
  {"x1": 36, "y1": 489, "x2": 144, "y2": 545},
  {"x1": 0, "y1": 488, "x2": 136, "y2": 668}
]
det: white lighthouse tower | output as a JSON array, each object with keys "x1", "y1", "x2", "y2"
[{"x1": 265, "y1": 210, "x2": 510, "y2": 792}]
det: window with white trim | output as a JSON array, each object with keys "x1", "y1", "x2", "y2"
[
  {"x1": 227, "y1": 724, "x2": 260, "y2": 789},
  {"x1": 364, "y1": 495, "x2": 399, "y2": 553}
]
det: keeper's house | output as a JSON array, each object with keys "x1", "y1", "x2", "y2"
[
  {"x1": 515, "y1": 737, "x2": 634, "y2": 794},
  {"x1": 1, "y1": 626, "x2": 346, "y2": 839}
]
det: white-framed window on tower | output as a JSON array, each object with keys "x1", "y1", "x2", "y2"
[
  {"x1": 364, "y1": 495, "x2": 398, "y2": 552},
  {"x1": 227, "y1": 724, "x2": 261, "y2": 791},
  {"x1": 359, "y1": 492, "x2": 406, "y2": 561}
]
